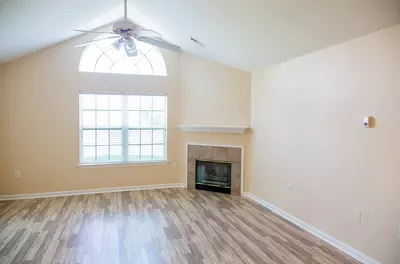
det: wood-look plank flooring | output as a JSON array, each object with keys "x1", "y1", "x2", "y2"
[{"x1": 0, "y1": 188, "x2": 360, "y2": 264}]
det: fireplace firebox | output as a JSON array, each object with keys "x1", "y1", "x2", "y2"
[{"x1": 195, "y1": 159, "x2": 231, "y2": 194}]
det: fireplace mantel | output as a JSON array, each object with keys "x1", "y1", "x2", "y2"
[{"x1": 178, "y1": 125, "x2": 248, "y2": 134}]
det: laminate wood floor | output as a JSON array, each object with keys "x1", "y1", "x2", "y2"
[{"x1": 0, "y1": 188, "x2": 359, "y2": 264}]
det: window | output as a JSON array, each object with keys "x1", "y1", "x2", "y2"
[
  {"x1": 79, "y1": 93, "x2": 167, "y2": 165},
  {"x1": 79, "y1": 34, "x2": 167, "y2": 76}
]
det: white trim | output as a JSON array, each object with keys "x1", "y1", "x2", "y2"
[
  {"x1": 0, "y1": 183, "x2": 185, "y2": 201},
  {"x1": 77, "y1": 160, "x2": 169, "y2": 168},
  {"x1": 79, "y1": 92, "x2": 168, "y2": 96},
  {"x1": 186, "y1": 142, "x2": 245, "y2": 149},
  {"x1": 185, "y1": 142, "x2": 244, "y2": 195},
  {"x1": 178, "y1": 125, "x2": 248, "y2": 134},
  {"x1": 242, "y1": 192, "x2": 380, "y2": 264}
]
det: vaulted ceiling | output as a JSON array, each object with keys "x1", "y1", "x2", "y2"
[{"x1": 0, "y1": 0, "x2": 399, "y2": 70}]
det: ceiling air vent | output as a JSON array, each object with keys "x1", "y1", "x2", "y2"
[{"x1": 190, "y1": 37, "x2": 205, "y2": 47}]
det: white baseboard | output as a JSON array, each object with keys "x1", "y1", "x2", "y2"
[
  {"x1": 242, "y1": 192, "x2": 380, "y2": 264},
  {"x1": 0, "y1": 183, "x2": 186, "y2": 201}
]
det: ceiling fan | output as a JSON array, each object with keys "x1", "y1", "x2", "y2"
[{"x1": 73, "y1": 0, "x2": 180, "y2": 57}]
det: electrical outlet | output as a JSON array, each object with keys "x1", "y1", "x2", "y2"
[
  {"x1": 14, "y1": 170, "x2": 21, "y2": 178},
  {"x1": 172, "y1": 162, "x2": 177, "y2": 169},
  {"x1": 287, "y1": 183, "x2": 292, "y2": 192},
  {"x1": 356, "y1": 211, "x2": 362, "y2": 223}
]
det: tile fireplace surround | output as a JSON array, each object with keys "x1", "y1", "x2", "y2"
[{"x1": 187, "y1": 144, "x2": 243, "y2": 195}]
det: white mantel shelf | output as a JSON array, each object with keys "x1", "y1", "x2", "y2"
[{"x1": 178, "y1": 125, "x2": 249, "y2": 134}]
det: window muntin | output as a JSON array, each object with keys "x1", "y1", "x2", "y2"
[
  {"x1": 79, "y1": 34, "x2": 167, "y2": 76},
  {"x1": 79, "y1": 93, "x2": 167, "y2": 165}
]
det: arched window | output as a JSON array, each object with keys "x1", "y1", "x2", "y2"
[{"x1": 79, "y1": 34, "x2": 167, "y2": 76}]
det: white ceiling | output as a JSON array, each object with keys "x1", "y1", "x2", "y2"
[{"x1": 0, "y1": 0, "x2": 399, "y2": 71}]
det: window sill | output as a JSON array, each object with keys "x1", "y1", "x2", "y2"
[{"x1": 77, "y1": 160, "x2": 169, "y2": 169}]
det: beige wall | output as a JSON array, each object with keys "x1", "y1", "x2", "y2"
[
  {"x1": 0, "y1": 32, "x2": 252, "y2": 195},
  {"x1": 0, "y1": 66, "x2": 5, "y2": 184},
  {"x1": 0, "y1": 34, "x2": 183, "y2": 195},
  {"x1": 179, "y1": 53, "x2": 251, "y2": 190},
  {"x1": 180, "y1": 53, "x2": 251, "y2": 126},
  {"x1": 250, "y1": 25, "x2": 400, "y2": 264}
]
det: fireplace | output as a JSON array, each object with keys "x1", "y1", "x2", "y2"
[
  {"x1": 196, "y1": 160, "x2": 231, "y2": 194},
  {"x1": 187, "y1": 144, "x2": 242, "y2": 195}
]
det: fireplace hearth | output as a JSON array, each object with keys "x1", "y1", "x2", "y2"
[{"x1": 196, "y1": 160, "x2": 231, "y2": 194}]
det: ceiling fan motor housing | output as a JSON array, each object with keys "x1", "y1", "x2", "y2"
[{"x1": 113, "y1": 20, "x2": 136, "y2": 33}]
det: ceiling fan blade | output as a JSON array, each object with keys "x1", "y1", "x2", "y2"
[
  {"x1": 74, "y1": 36, "x2": 120, "y2": 48},
  {"x1": 136, "y1": 36, "x2": 181, "y2": 52},
  {"x1": 134, "y1": 29, "x2": 162, "y2": 37},
  {"x1": 74, "y1": 29, "x2": 114, "y2": 34},
  {"x1": 74, "y1": 29, "x2": 113, "y2": 34}
]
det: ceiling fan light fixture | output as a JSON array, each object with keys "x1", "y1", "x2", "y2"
[
  {"x1": 125, "y1": 37, "x2": 135, "y2": 49},
  {"x1": 125, "y1": 48, "x2": 138, "y2": 57},
  {"x1": 111, "y1": 39, "x2": 123, "y2": 50},
  {"x1": 124, "y1": 38, "x2": 138, "y2": 57}
]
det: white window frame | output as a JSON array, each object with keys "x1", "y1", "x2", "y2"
[
  {"x1": 78, "y1": 34, "x2": 167, "y2": 76},
  {"x1": 78, "y1": 92, "x2": 168, "y2": 167}
]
